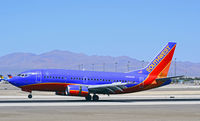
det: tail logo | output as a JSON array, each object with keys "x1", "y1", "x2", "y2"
[{"x1": 146, "y1": 45, "x2": 171, "y2": 73}]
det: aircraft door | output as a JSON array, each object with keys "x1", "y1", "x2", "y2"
[{"x1": 36, "y1": 71, "x2": 42, "y2": 83}]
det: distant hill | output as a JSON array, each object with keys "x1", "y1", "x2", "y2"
[{"x1": 0, "y1": 50, "x2": 199, "y2": 77}]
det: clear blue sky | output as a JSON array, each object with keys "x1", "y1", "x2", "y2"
[{"x1": 0, "y1": 0, "x2": 200, "y2": 62}]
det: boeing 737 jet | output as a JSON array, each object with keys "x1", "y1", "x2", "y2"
[{"x1": 7, "y1": 42, "x2": 179, "y2": 101}]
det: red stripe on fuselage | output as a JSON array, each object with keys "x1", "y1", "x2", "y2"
[{"x1": 21, "y1": 83, "x2": 71, "y2": 92}]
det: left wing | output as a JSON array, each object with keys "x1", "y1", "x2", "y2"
[{"x1": 88, "y1": 82, "x2": 135, "y2": 94}]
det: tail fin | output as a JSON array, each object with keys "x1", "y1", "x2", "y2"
[{"x1": 142, "y1": 42, "x2": 176, "y2": 78}]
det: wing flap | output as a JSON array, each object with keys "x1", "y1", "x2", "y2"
[{"x1": 88, "y1": 82, "x2": 135, "y2": 94}]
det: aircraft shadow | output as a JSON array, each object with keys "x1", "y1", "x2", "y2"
[{"x1": 1, "y1": 98, "x2": 200, "y2": 103}]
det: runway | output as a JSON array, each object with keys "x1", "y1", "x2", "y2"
[
  {"x1": 1, "y1": 95, "x2": 200, "y2": 107},
  {"x1": 0, "y1": 95, "x2": 200, "y2": 121}
]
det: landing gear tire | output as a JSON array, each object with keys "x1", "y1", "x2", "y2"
[
  {"x1": 93, "y1": 95, "x2": 99, "y2": 101},
  {"x1": 85, "y1": 95, "x2": 92, "y2": 101},
  {"x1": 28, "y1": 94, "x2": 32, "y2": 99}
]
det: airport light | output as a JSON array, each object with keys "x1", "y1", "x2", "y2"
[
  {"x1": 103, "y1": 63, "x2": 105, "y2": 72},
  {"x1": 92, "y1": 64, "x2": 94, "y2": 71},
  {"x1": 81, "y1": 64, "x2": 84, "y2": 71},
  {"x1": 175, "y1": 58, "x2": 177, "y2": 76},
  {"x1": 127, "y1": 61, "x2": 130, "y2": 72},
  {"x1": 141, "y1": 60, "x2": 144, "y2": 68},
  {"x1": 78, "y1": 65, "x2": 80, "y2": 70},
  {"x1": 115, "y1": 62, "x2": 118, "y2": 72}
]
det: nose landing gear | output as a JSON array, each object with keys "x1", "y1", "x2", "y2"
[{"x1": 28, "y1": 93, "x2": 32, "y2": 99}]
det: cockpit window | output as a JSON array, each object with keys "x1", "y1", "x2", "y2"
[{"x1": 18, "y1": 73, "x2": 28, "y2": 77}]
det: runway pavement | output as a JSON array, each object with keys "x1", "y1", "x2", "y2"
[
  {"x1": 0, "y1": 95, "x2": 200, "y2": 121},
  {"x1": 1, "y1": 95, "x2": 200, "y2": 107}
]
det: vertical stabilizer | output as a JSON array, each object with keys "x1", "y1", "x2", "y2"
[
  {"x1": 144, "y1": 42, "x2": 176, "y2": 77},
  {"x1": 130, "y1": 42, "x2": 176, "y2": 78}
]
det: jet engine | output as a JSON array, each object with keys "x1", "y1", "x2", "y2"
[{"x1": 56, "y1": 85, "x2": 89, "y2": 97}]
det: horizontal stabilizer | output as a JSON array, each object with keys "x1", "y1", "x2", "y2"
[{"x1": 156, "y1": 75, "x2": 184, "y2": 81}]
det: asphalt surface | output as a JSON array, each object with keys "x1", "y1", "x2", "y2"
[
  {"x1": 0, "y1": 104, "x2": 200, "y2": 121},
  {"x1": 0, "y1": 84, "x2": 200, "y2": 121},
  {"x1": 0, "y1": 95, "x2": 200, "y2": 121}
]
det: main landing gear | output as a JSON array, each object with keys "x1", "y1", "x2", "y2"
[
  {"x1": 85, "y1": 94, "x2": 99, "y2": 101},
  {"x1": 93, "y1": 94, "x2": 99, "y2": 101}
]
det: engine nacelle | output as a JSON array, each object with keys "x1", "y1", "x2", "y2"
[
  {"x1": 56, "y1": 85, "x2": 89, "y2": 97},
  {"x1": 66, "y1": 85, "x2": 89, "y2": 96}
]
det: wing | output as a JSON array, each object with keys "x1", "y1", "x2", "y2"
[
  {"x1": 88, "y1": 82, "x2": 135, "y2": 94},
  {"x1": 156, "y1": 75, "x2": 184, "y2": 81}
]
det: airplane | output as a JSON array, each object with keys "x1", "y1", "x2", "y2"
[{"x1": 7, "y1": 42, "x2": 180, "y2": 101}]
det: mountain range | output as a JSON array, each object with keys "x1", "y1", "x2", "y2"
[{"x1": 0, "y1": 50, "x2": 199, "y2": 77}]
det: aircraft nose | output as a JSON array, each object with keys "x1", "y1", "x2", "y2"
[
  {"x1": 8, "y1": 77, "x2": 16, "y2": 85},
  {"x1": 8, "y1": 77, "x2": 21, "y2": 87}
]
